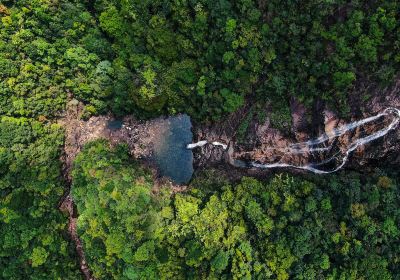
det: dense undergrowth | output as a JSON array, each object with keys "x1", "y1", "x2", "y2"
[
  {"x1": 71, "y1": 140, "x2": 399, "y2": 279},
  {"x1": 1, "y1": 1, "x2": 399, "y2": 279},
  {"x1": 0, "y1": 117, "x2": 81, "y2": 279},
  {"x1": 1, "y1": 1, "x2": 399, "y2": 121}
]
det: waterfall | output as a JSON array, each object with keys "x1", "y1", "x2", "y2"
[
  {"x1": 187, "y1": 140, "x2": 208, "y2": 149},
  {"x1": 249, "y1": 107, "x2": 400, "y2": 173},
  {"x1": 188, "y1": 107, "x2": 400, "y2": 174},
  {"x1": 187, "y1": 140, "x2": 228, "y2": 150},
  {"x1": 211, "y1": 141, "x2": 228, "y2": 150}
]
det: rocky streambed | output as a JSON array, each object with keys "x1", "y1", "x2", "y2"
[
  {"x1": 61, "y1": 83, "x2": 400, "y2": 184},
  {"x1": 192, "y1": 78, "x2": 400, "y2": 174}
]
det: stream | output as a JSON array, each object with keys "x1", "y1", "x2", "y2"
[
  {"x1": 100, "y1": 108, "x2": 399, "y2": 184},
  {"x1": 188, "y1": 107, "x2": 400, "y2": 174}
]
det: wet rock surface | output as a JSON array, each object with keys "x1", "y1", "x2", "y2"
[
  {"x1": 352, "y1": 78, "x2": 400, "y2": 166},
  {"x1": 191, "y1": 106, "x2": 246, "y2": 167},
  {"x1": 192, "y1": 77, "x2": 400, "y2": 173}
]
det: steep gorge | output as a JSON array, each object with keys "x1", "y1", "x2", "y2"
[{"x1": 192, "y1": 79, "x2": 400, "y2": 175}]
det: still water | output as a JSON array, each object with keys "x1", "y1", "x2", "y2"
[
  {"x1": 152, "y1": 114, "x2": 194, "y2": 184},
  {"x1": 107, "y1": 120, "x2": 123, "y2": 130}
]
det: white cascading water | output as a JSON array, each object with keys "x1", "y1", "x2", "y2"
[
  {"x1": 187, "y1": 141, "x2": 228, "y2": 150},
  {"x1": 187, "y1": 140, "x2": 208, "y2": 149},
  {"x1": 211, "y1": 141, "x2": 228, "y2": 150},
  {"x1": 187, "y1": 107, "x2": 400, "y2": 174}
]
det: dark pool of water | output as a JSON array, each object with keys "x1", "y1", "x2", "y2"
[
  {"x1": 152, "y1": 114, "x2": 194, "y2": 184},
  {"x1": 107, "y1": 120, "x2": 123, "y2": 130}
]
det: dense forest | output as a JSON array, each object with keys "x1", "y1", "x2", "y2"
[
  {"x1": 1, "y1": 0, "x2": 399, "y2": 279},
  {"x1": 1, "y1": 1, "x2": 399, "y2": 120},
  {"x1": 0, "y1": 117, "x2": 81, "y2": 279},
  {"x1": 72, "y1": 140, "x2": 399, "y2": 279}
]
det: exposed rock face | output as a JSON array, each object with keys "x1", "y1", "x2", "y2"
[
  {"x1": 323, "y1": 109, "x2": 339, "y2": 135},
  {"x1": 191, "y1": 106, "x2": 244, "y2": 167},
  {"x1": 58, "y1": 79, "x2": 398, "y2": 280},
  {"x1": 60, "y1": 100, "x2": 176, "y2": 178},
  {"x1": 353, "y1": 78, "x2": 400, "y2": 166},
  {"x1": 290, "y1": 97, "x2": 309, "y2": 138},
  {"x1": 192, "y1": 78, "x2": 400, "y2": 172}
]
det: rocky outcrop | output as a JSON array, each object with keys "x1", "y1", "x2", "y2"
[
  {"x1": 353, "y1": 78, "x2": 400, "y2": 166},
  {"x1": 60, "y1": 100, "x2": 177, "y2": 178},
  {"x1": 192, "y1": 77, "x2": 400, "y2": 173},
  {"x1": 191, "y1": 106, "x2": 245, "y2": 167}
]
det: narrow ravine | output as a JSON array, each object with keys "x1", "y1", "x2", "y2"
[
  {"x1": 188, "y1": 107, "x2": 400, "y2": 173},
  {"x1": 60, "y1": 195, "x2": 95, "y2": 280}
]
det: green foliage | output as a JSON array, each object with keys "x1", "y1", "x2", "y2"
[
  {"x1": 2, "y1": 0, "x2": 399, "y2": 120},
  {"x1": 269, "y1": 99, "x2": 292, "y2": 130},
  {"x1": 0, "y1": 1, "x2": 128, "y2": 118},
  {"x1": 333, "y1": 71, "x2": 356, "y2": 89},
  {"x1": 99, "y1": 6, "x2": 125, "y2": 38},
  {"x1": 2, "y1": 1, "x2": 400, "y2": 279},
  {"x1": 71, "y1": 141, "x2": 400, "y2": 279},
  {"x1": 88, "y1": 0, "x2": 400, "y2": 120},
  {"x1": 71, "y1": 140, "x2": 171, "y2": 279},
  {"x1": 31, "y1": 247, "x2": 49, "y2": 268},
  {"x1": 237, "y1": 109, "x2": 254, "y2": 143},
  {"x1": 0, "y1": 117, "x2": 81, "y2": 279},
  {"x1": 220, "y1": 88, "x2": 244, "y2": 113}
]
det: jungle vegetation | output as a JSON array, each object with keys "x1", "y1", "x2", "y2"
[
  {"x1": 1, "y1": 0, "x2": 399, "y2": 121},
  {"x1": 0, "y1": 117, "x2": 81, "y2": 279},
  {"x1": 71, "y1": 140, "x2": 400, "y2": 279},
  {"x1": 1, "y1": 1, "x2": 399, "y2": 279}
]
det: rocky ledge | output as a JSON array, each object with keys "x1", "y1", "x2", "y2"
[{"x1": 192, "y1": 77, "x2": 400, "y2": 173}]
